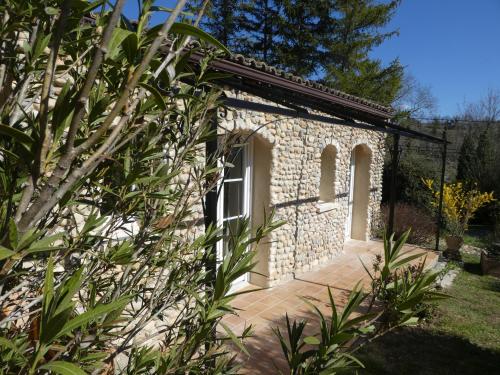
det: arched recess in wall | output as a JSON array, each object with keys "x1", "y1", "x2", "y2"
[
  {"x1": 250, "y1": 134, "x2": 273, "y2": 287},
  {"x1": 319, "y1": 145, "x2": 337, "y2": 203},
  {"x1": 347, "y1": 144, "x2": 372, "y2": 241}
]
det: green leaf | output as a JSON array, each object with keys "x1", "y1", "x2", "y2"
[
  {"x1": 57, "y1": 297, "x2": 130, "y2": 339},
  {"x1": 39, "y1": 361, "x2": 87, "y2": 375},
  {"x1": 8, "y1": 219, "x2": 18, "y2": 249},
  {"x1": 170, "y1": 23, "x2": 230, "y2": 54},
  {"x1": 402, "y1": 316, "x2": 420, "y2": 326},
  {"x1": 0, "y1": 124, "x2": 34, "y2": 145},
  {"x1": 41, "y1": 257, "x2": 55, "y2": 341},
  {"x1": 122, "y1": 33, "x2": 138, "y2": 63},
  {"x1": 139, "y1": 83, "x2": 167, "y2": 111},
  {"x1": 44, "y1": 7, "x2": 60, "y2": 15},
  {"x1": 220, "y1": 322, "x2": 249, "y2": 355},
  {"x1": 0, "y1": 336, "x2": 24, "y2": 357},
  {"x1": 107, "y1": 27, "x2": 134, "y2": 60},
  {"x1": 109, "y1": 241, "x2": 134, "y2": 265},
  {"x1": 31, "y1": 33, "x2": 52, "y2": 63},
  {"x1": 17, "y1": 228, "x2": 39, "y2": 250},
  {"x1": 88, "y1": 96, "x2": 111, "y2": 126},
  {"x1": 52, "y1": 82, "x2": 74, "y2": 131},
  {"x1": 303, "y1": 336, "x2": 320, "y2": 345},
  {"x1": 0, "y1": 246, "x2": 15, "y2": 261},
  {"x1": 24, "y1": 232, "x2": 64, "y2": 253},
  {"x1": 390, "y1": 252, "x2": 425, "y2": 270},
  {"x1": 54, "y1": 268, "x2": 84, "y2": 316}
]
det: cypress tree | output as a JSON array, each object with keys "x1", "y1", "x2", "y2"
[
  {"x1": 456, "y1": 131, "x2": 478, "y2": 183},
  {"x1": 273, "y1": 0, "x2": 329, "y2": 77},
  {"x1": 238, "y1": 0, "x2": 281, "y2": 63},
  {"x1": 191, "y1": 0, "x2": 242, "y2": 50},
  {"x1": 475, "y1": 128, "x2": 496, "y2": 191},
  {"x1": 320, "y1": 0, "x2": 403, "y2": 105},
  {"x1": 197, "y1": 0, "x2": 403, "y2": 104}
]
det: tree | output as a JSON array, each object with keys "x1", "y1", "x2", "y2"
[
  {"x1": 460, "y1": 88, "x2": 500, "y2": 122},
  {"x1": 197, "y1": 0, "x2": 404, "y2": 104},
  {"x1": 273, "y1": 0, "x2": 328, "y2": 76},
  {"x1": 455, "y1": 91, "x2": 500, "y2": 225},
  {"x1": 320, "y1": 0, "x2": 403, "y2": 105},
  {"x1": 393, "y1": 73, "x2": 438, "y2": 119},
  {"x1": 456, "y1": 131, "x2": 478, "y2": 183},
  {"x1": 238, "y1": 0, "x2": 281, "y2": 63},
  {"x1": 195, "y1": 0, "x2": 242, "y2": 49},
  {"x1": 475, "y1": 128, "x2": 496, "y2": 191}
]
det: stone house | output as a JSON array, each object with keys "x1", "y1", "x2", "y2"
[{"x1": 198, "y1": 53, "x2": 395, "y2": 289}]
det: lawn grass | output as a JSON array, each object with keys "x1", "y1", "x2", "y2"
[
  {"x1": 463, "y1": 225, "x2": 494, "y2": 248},
  {"x1": 429, "y1": 253, "x2": 500, "y2": 350},
  {"x1": 463, "y1": 234, "x2": 491, "y2": 249},
  {"x1": 355, "y1": 252, "x2": 500, "y2": 375}
]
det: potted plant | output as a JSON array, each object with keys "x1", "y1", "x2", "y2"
[{"x1": 424, "y1": 180, "x2": 495, "y2": 258}]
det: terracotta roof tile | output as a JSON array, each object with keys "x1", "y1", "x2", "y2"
[{"x1": 225, "y1": 53, "x2": 393, "y2": 115}]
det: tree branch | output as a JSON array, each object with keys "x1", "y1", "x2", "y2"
[{"x1": 38, "y1": 0, "x2": 71, "y2": 175}]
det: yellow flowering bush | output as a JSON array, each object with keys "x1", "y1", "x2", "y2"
[{"x1": 424, "y1": 179, "x2": 495, "y2": 237}]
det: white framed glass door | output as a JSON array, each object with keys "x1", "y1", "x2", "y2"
[
  {"x1": 217, "y1": 141, "x2": 252, "y2": 288},
  {"x1": 345, "y1": 150, "x2": 356, "y2": 239}
]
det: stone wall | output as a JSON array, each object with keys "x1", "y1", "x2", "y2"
[{"x1": 219, "y1": 90, "x2": 386, "y2": 286}]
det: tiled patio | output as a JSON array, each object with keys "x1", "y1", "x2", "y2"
[{"x1": 222, "y1": 239, "x2": 439, "y2": 374}]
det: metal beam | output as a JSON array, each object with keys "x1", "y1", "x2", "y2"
[{"x1": 224, "y1": 97, "x2": 446, "y2": 144}]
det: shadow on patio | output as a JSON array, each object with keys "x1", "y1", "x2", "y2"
[{"x1": 221, "y1": 239, "x2": 439, "y2": 374}]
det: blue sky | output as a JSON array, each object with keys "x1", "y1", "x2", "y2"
[
  {"x1": 124, "y1": 1, "x2": 500, "y2": 117},
  {"x1": 370, "y1": 0, "x2": 500, "y2": 116}
]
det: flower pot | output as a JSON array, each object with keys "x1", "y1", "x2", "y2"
[
  {"x1": 481, "y1": 243, "x2": 500, "y2": 278},
  {"x1": 444, "y1": 235, "x2": 463, "y2": 261},
  {"x1": 445, "y1": 235, "x2": 463, "y2": 251}
]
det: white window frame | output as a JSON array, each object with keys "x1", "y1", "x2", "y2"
[{"x1": 216, "y1": 141, "x2": 253, "y2": 289}]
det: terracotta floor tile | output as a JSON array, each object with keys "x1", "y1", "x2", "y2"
[{"x1": 223, "y1": 240, "x2": 439, "y2": 372}]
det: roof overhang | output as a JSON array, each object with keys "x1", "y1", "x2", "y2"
[{"x1": 161, "y1": 44, "x2": 446, "y2": 145}]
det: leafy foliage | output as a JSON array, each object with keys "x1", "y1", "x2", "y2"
[
  {"x1": 276, "y1": 231, "x2": 447, "y2": 374},
  {"x1": 424, "y1": 180, "x2": 495, "y2": 237},
  {"x1": 382, "y1": 147, "x2": 439, "y2": 212},
  {"x1": 0, "y1": 1, "x2": 282, "y2": 373}
]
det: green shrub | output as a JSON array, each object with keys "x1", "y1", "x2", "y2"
[
  {"x1": 275, "y1": 231, "x2": 447, "y2": 374},
  {"x1": 0, "y1": 1, "x2": 282, "y2": 373}
]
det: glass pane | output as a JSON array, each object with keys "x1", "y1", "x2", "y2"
[
  {"x1": 223, "y1": 180, "x2": 243, "y2": 218},
  {"x1": 223, "y1": 218, "x2": 243, "y2": 257},
  {"x1": 225, "y1": 146, "x2": 244, "y2": 180}
]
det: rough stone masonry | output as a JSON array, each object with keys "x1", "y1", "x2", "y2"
[{"x1": 217, "y1": 89, "x2": 386, "y2": 287}]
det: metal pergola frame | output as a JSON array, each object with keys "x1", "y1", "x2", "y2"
[
  {"x1": 197, "y1": 51, "x2": 449, "y2": 301},
  {"x1": 221, "y1": 97, "x2": 448, "y2": 250}
]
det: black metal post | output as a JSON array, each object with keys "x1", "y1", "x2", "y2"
[
  {"x1": 387, "y1": 133, "x2": 400, "y2": 237},
  {"x1": 435, "y1": 122, "x2": 449, "y2": 251}
]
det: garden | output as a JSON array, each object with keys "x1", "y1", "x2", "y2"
[{"x1": 0, "y1": 1, "x2": 499, "y2": 374}]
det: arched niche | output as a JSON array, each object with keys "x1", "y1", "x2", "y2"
[
  {"x1": 347, "y1": 144, "x2": 372, "y2": 241},
  {"x1": 319, "y1": 145, "x2": 337, "y2": 203},
  {"x1": 250, "y1": 134, "x2": 273, "y2": 287}
]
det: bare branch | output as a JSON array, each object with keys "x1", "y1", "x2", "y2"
[
  {"x1": 38, "y1": 0, "x2": 72, "y2": 175},
  {"x1": 64, "y1": 0, "x2": 127, "y2": 152},
  {"x1": 75, "y1": 0, "x2": 189, "y2": 154}
]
